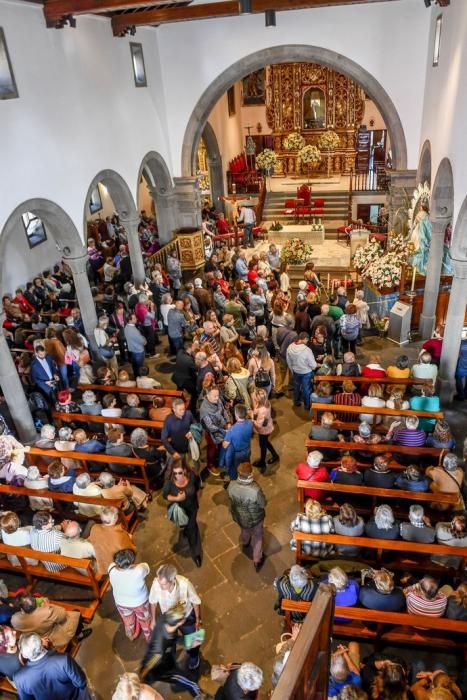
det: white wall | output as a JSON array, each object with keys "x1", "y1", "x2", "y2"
[
  {"x1": 419, "y1": 0, "x2": 467, "y2": 228},
  {"x1": 208, "y1": 81, "x2": 244, "y2": 167},
  {"x1": 1, "y1": 221, "x2": 62, "y2": 295},
  {"x1": 156, "y1": 0, "x2": 430, "y2": 176},
  {"x1": 0, "y1": 0, "x2": 172, "y2": 242}
]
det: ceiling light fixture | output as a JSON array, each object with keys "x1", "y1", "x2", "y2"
[
  {"x1": 130, "y1": 25, "x2": 137, "y2": 35},
  {"x1": 424, "y1": 0, "x2": 432, "y2": 7},
  {"x1": 239, "y1": 0, "x2": 252, "y2": 14},
  {"x1": 265, "y1": 9, "x2": 276, "y2": 26}
]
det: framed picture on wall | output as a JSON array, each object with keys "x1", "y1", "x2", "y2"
[
  {"x1": 227, "y1": 86, "x2": 235, "y2": 116},
  {"x1": 130, "y1": 42, "x2": 147, "y2": 87},
  {"x1": 0, "y1": 28, "x2": 18, "y2": 100},
  {"x1": 22, "y1": 212, "x2": 47, "y2": 249},
  {"x1": 242, "y1": 69, "x2": 265, "y2": 105},
  {"x1": 89, "y1": 184, "x2": 103, "y2": 214}
]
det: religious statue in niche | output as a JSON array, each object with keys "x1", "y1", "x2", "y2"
[
  {"x1": 303, "y1": 87, "x2": 326, "y2": 129},
  {"x1": 242, "y1": 69, "x2": 266, "y2": 105},
  {"x1": 407, "y1": 182, "x2": 453, "y2": 276}
]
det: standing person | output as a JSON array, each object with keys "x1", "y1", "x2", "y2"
[
  {"x1": 251, "y1": 388, "x2": 279, "y2": 471},
  {"x1": 222, "y1": 404, "x2": 253, "y2": 482},
  {"x1": 267, "y1": 244, "x2": 281, "y2": 283},
  {"x1": 200, "y1": 386, "x2": 230, "y2": 477},
  {"x1": 108, "y1": 548, "x2": 152, "y2": 642},
  {"x1": 13, "y1": 633, "x2": 92, "y2": 700},
  {"x1": 238, "y1": 203, "x2": 256, "y2": 248},
  {"x1": 166, "y1": 250, "x2": 183, "y2": 299},
  {"x1": 279, "y1": 262, "x2": 290, "y2": 293},
  {"x1": 167, "y1": 300, "x2": 188, "y2": 357},
  {"x1": 339, "y1": 304, "x2": 361, "y2": 355},
  {"x1": 124, "y1": 313, "x2": 147, "y2": 379},
  {"x1": 163, "y1": 460, "x2": 202, "y2": 567},
  {"x1": 171, "y1": 340, "x2": 197, "y2": 411},
  {"x1": 286, "y1": 332, "x2": 317, "y2": 410},
  {"x1": 30, "y1": 345, "x2": 59, "y2": 400},
  {"x1": 227, "y1": 462, "x2": 267, "y2": 572},
  {"x1": 454, "y1": 336, "x2": 467, "y2": 400},
  {"x1": 148, "y1": 564, "x2": 202, "y2": 671},
  {"x1": 161, "y1": 398, "x2": 194, "y2": 463}
]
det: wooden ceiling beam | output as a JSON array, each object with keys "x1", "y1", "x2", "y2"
[
  {"x1": 44, "y1": 0, "x2": 183, "y2": 27},
  {"x1": 110, "y1": 0, "x2": 400, "y2": 34}
]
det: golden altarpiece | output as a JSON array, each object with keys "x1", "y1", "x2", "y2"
[{"x1": 265, "y1": 63, "x2": 365, "y2": 176}]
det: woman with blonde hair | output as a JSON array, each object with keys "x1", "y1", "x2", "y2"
[
  {"x1": 248, "y1": 343, "x2": 275, "y2": 396},
  {"x1": 445, "y1": 581, "x2": 467, "y2": 620},
  {"x1": 383, "y1": 388, "x2": 409, "y2": 428},
  {"x1": 279, "y1": 261, "x2": 290, "y2": 293},
  {"x1": 360, "y1": 382, "x2": 385, "y2": 424},
  {"x1": 220, "y1": 341, "x2": 244, "y2": 368},
  {"x1": 112, "y1": 672, "x2": 163, "y2": 699},
  {"x1": 290, "y1": 499, "x2": 334, "y2": 558},
  {"x1": 220, "y1": 313, "x2": 239, "y2": 345},
  {"x1": 251, "y1": 388, "x2": 278, "y2": 470},
  {"x1": 359, "y1": 568, "x2": 405, "y2": 611},
  {"x1": 224, "y1": 357, "x2": 251, "y2": 409},
  {"x1": 327, "y1": 567, "x2": 359, "y2": 610}
]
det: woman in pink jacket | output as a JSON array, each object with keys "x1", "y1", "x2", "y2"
[{"x1": 251, "y1": 388, "x2": 279, "y2": 471}]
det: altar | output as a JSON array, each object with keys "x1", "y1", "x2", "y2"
[{"x1": 268, "y1": 223, "x2": 325, "y2": 245}]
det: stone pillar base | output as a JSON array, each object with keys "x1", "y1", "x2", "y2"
[{"x1": 419, "y1": 313, "x2": 435, "y2": 340}]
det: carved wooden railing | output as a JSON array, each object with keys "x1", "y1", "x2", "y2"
[
  {"x1": 350, "y1": 167, "x2": 389, "y2": 192},
  {"x1": 271, "y1": 586, "x2": 334, "y2": 700},
  {"x1": 148, "y1": 237, "x2": 180, "y2": 270}
]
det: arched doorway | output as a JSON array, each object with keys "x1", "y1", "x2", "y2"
[
  {"x1": 0, "y1": 198, "x2": 91, "y2": 441},
  {"x1": 417, "y1": 140, "x2": 432, "y2": 186},
  {"x1": 137, "y1": 152, "x2": 177, "y2": 246},
  {"x1": 419, "y1": 158, "x2": 454, "y2": 340},
  {"x1": 83, "y1": 169, "x2": 145, "y2": 285},
  {"x1": 181, "y1": 45, "x2": 407, "y2": 177}
]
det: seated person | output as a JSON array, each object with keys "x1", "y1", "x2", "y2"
[
  {"x1": 315, "y1": 355, "x2": 336, "y2": 377},
  {"x1": 400, "y1": 505, "x2": 435, "y2": 543},
  {"x1": 30, "y1": 511, "x2": 65, "y2": 572},
  {"x1": 73, "y1": 428, "x2": 105, "y2": 453},
  {"x1": 79, "y1": 390, "x2": 103, "y2": 432},
  {"x1": 106, "y1": 427, "x2": 134, "y2": 475},
  {"x1": 55, "y1": 389, "x2": 80, "y2": 415},
  {"x1": 0, "y1": 626, "x2": 21, "y2": 680},
  {"x1": 361, "y1": 354, "x2": 386, "y2": 380},
  {"x1": 72, "y1": 472, "x2": 103, "y2": 518},
  {"x1": 365, "y1": 504, "x2": 400, "y2": 540},
  {"x1": 359, "y1": 567, "x2": 406, "y2": 612},
  {"x1": 97, "y1": 471, "x2": 148, "y2": 511},
  {"x1": 273, "y1": 565, "x2": 317, "y2": 621},
  {"x1": 360, "y1": 383, "x2": 385, "y2": 425},
  {"x1": 435, "y1": 515, "x2": 467, "y2": 547},
  {"x1": 116, "y1": 369, "x2": 136, "y2": 389},
  {"x1": 136, "y1": 366, "x2": 161, "y2": 396},
  {"x1": 444, "y1": 582, "x2": 467, "y2": 621},
  {"x1": 122, "y1": 393, "x2": 147, "y2": 419},
  {"x1": 404, "y1": 575, "x2": 447, "y2": 618},
  {"x1": 363, "y1": 454, "x2": 396, "y2": 488},
  {"x1": 332, "y1": 503, "x2": 364, "y2": 556},
  {"x1": 48, "y1": 459, "x2": 76, "y2": 493},
  {"x1": 330, "y1": 456, "x2": 363, "y2": 486},
  {"x1": 333, "y1": 380, "x2": 362, "y2": 421},
  {"x1": 325, "y1": 567, "x2": 359, "y2": 615},
  {"x1": 328, "y1": 643, "x2": 361, "y2": 698},
  {"x1": 395, "y1": 464, "x2": 429, "y2": 493},
  {"x1": 409, "y1": 385, "x2": 440, "y2": 432},
  {"x1": 426, "y1": 419, "x2": 456, "y2": 449},
  {"x1": 24, "y1": 466, "x2": 53, "y2": 512},
  {"x1": 352, "y1": 421, "x2": 382, "y2": 463},
  {"x1": 149, "y1": 396, "x2": 172, "y2": 423},
  {"x1": 411, "y1": 351, "x2": 438, "y2": 384},
  {"x1": 426, "y1": 453, "x2": 464, "y2": 511},
  {"x1": 310, "y1": 380, "x2": 333, "y2": 405},
  {"x1": 411, "y1": 669, "x2": 462, "y2": 700},
  {"x1": 96, "y1": 366, "x2": 114, "y2": 385},
  {"x1": 384, "y1": 389, "x2": 409, "y2": 429},
  {"x1": 88, "y1": 505, "x2": 136, "y2": 577},
  {"x1": 294, "y1": 450, "x2": 329, "y2": 502},
  {"x1": 389, "y1": 415, "x2": 427, "y2": 448},
  {"x1": 101, "y1": 393, "x2": 122, "y2": 419},
  {"x1": 59, "y1": 520, "x2": 96, "y2": 572},
  {"x1": 34, "y1": 423, "x2": 56, "y2": 450},
  {"x1": 11, "y1": 592, "x2": 89, "y2": 648},
  {"x1": 130, "y1": 428, "x2": 165, "y2": 486},
  {"x1": 308, "y1": 411, "x2": 340, "y2": 460},
  {"x1": 336, "y1": 352, "x2": 361, "y2": 377},
  {"x1": 290, "y1": 499, "x2": 334, "y2": 558},
  {"x1": 386, "y1": 354, "x2": 410, "y2": 379},
  {"x1": 0, "y1": 512, "x2": 36, "y2": 566}
]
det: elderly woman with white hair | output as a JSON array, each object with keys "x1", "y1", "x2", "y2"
[
  {"x1": 294, "y1": 450, "x2": 329, "y2": 502},
  {"x1": 72, "y1": 472, "x2": 103, "y2": 518},
  {"x1": 274, "y1": 565, "x2": 317, "y2": 621},
  {"x1": 353, "y1": 289, "x2": 370, "y2": 329},
  {"x1": 88, "y1": 506, "x2": 135, "y2": 577},
  {"x1": 79, "y1": 389, "x2": 103, "y2": 433},
  {"x1": 34, "y1": 423, "x2": 56, "y2": 450},
  {"x1": 24, "y1": 466, "x2": 53, "y2": 511},
  {"x1": 53, "y1": 426, "x2": 80, "y2": 471},
  {"x1": 122, "y1": 393, "x2": 147, "y2": 420},
  {"x1": 112, "y1": 672, "x2": 162, "y2": 700},
  {"x1": 326, "y1": 566, "x2": 359, "y2": 612},
  {"x1": 427, "y1": 452, "x2": 465, "y2": 511},
  {"x1": 98, "y1": 471, "x2": 148, "y2": 511},
  {"x1": 216, "y1": 661, "x2": 263, "y2": 700},
  {"x1": 365, "y1": 504, "x2": 400, "y2": 540},
  {"x1": 131, "y1": 428, "x2": 165, "y2": 486}
]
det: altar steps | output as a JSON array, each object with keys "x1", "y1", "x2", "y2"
[{"x1": 262, "y1": 190, "x2": 349, "y2": 236}]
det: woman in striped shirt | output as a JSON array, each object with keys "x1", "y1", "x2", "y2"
[{"x1": 403, "y1": 576, "x2": 447, "y2": 617}]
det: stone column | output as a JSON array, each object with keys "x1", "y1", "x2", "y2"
[
  {"x1": 0, "y1": 318, "x2": 37, "y2": 443},
  {"x1": 419, "y1": 217, "x2": 449, "y2": 339},
  {"x1": 63, "y1": 250, "x2": 99, "y2": 352},
  {"x1": 120, "y1": 216, "x2": 146, "y2": 286},
  {"x1": 207, "y1": 155, "x2": 225, "y2": 211},
  {"x1": 438, "y1": 259, "x2": 467, "y2": 403},
  {"x1": 386, "y1": 169, "x2": 417, "y2": 233},
  {"x1": 173, "y1": 177, "x2": 202, "y2": 229},
  {"x1": 149, "y1": 187, "x2": 178, "y2": 246}
]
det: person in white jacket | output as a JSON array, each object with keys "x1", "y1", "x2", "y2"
[{"x1": 286, "y1": 332, "x2": 317, "y2": 411}]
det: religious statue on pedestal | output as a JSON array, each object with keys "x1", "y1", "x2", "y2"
[{"x1": 410, "y1": 203, "x2": 431, "y2": 275}]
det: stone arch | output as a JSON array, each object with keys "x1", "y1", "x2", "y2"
[
  {"x1": 417, "y1": 140, "x2": 432, "y2": 186},
  {"x1": 198, "y1": 122, "x2": 224, "y2": 209},
  {"x1": 451, "y1": 196, "x2": 467, "y2": 261},
  {"x1": 181, "y1": 44, "x2": 407, "y2": 177},
  {"x1": 137, "y1": 152, "x2": 177, "y2": 245}
]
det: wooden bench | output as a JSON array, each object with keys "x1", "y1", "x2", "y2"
[
  {"x1": 291, "y1": 532, "x2": 467, "y2": 581},
  {"x1": 305, "y1": 439, "x2": 444, "y2": 463},
  {"x1": 296, "y1": 479, "x2": 457, "y2": 512},
  {"x1": 0, "y1": 483, "x2": 138, "y2": 534},
  {"x1": 311, "y1": 402, "x2": 444, "y2": 424},
  {"x1": 53, "y1": 410, "x2": 164, "y2": 432},
  {"x1": 281, "y1": 600, "x2": 467, "y2": 657},
  {"x1": 77, "y1": 383, "x2": 184, "y2": 399},
  {"x1": 27, "y1": 446, "x2": 151, "y2": 494},
  {"x1": 313, "y1": 376, "x2": 434, "y2": 387},
  {"x1": 0, "y1": 543, "x2": 108, "y2": 617}
]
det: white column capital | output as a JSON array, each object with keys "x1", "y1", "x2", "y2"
[
  {"x1": 63, "y1": 250, "x2": 89, "y2": 275},
  {"x1": 120, "y1": 216, "x2": 140, "y2": 229}
]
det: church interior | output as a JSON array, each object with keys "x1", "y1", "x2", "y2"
[{"x1": 1, "y1": 0, "x2": 467, "y2": 698}]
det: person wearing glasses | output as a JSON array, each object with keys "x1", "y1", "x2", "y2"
[{"x1": 163, "y1": 460, "x2": 202, "y2": 567}]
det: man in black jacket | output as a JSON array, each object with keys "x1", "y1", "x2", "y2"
[
  {"x1": 363, "y1": 455, "x2": 397, "y2": 488},
  {"x1": 172, "y1": 340, "x2": 197, "y2": 412},
  {"x1": 215, "y1": 662, "x2": 263, "y2": 700}
]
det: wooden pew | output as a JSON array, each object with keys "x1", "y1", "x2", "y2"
[
  {"x1": 305, "y1": 439, "x2": 444, "y2": 463},
  {"x1": 291, "y1": 532, "x2": 467, "y2": 581},
  {"x1": 296, "y1": 479, "x2": 457, "y2": 512},
  {"x1": 53, "y1": 410, "x2": 164, "y2": 432},
  {"x1": 0, "y1": 543, "x2": 108, "y2": 617},
  {"x1": 311, "y1": 402, "x2": 444, "y2": 423},
  {"x1": 313, "y1": 376, "x2": 434, "y2": 387},
  {"x1": 281, "y1": 600, "x2": 467, "y2": 656},
  {"x1": 27, "y1": 446, "x2": 151, "y2": 494},
  {"x1": 0, "y1": 483, "x2": 138, "y2": 534},
  {"x1": 77, "y1": 383, "x2": 183, "y2": 399}
]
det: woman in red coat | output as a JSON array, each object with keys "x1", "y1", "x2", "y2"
[{"x1": 295, "y1": 450, "x2": 329, "y2": 502}]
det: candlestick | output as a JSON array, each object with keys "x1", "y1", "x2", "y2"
[
  {"x1": 327, "y1": 273, "x2": 330, "y2": 291},
  {"x1": 411, "y1": 266, "x2": 416, "y2": 292}
]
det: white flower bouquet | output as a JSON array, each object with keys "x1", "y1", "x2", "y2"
[
  {"x1": 280, "y1": 237, "x2": 314, "y2": 264},
  {"x1": 366, "y1": 253, "x2": 403, "y2": 288},
  {"x1": 297, "y1": 145, "x2": 322, "y2": 167},
  {"x1": 318, "y1": 130, "x2": 340, "y2": 151},
  {"x1": 352, "y1": 239, "x2": 383, "y2": 273},
  {"x1": 283, "y1": 132, "x2": 305, "y2": 151},
  {"x1": 256, "y1": 148, "x2": 278, "y2": 172}
]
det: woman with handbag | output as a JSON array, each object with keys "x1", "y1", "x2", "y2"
[
  {"x1": 163, "y1": 460, "x2": 202, "y2": 567},
  {"x1": 251, "y1": 388, "x2": 279, "y2": 471},
  {"x1": 248, "y1": 344, "x2": 275, "y2": 397}
]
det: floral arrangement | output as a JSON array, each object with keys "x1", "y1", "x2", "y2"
[
  {"x1": 269, "y1": 221, "x2": 283, "y2": 231},
  {"x1": 280, "y1": 237, "x2": 314, "y2": 264},
  {"x1": 352, "y1": 239, "x2": 383, "y2": 273},
  {"x1": 387, "y1": 230, "x2": 413, "y2": 262},
  {"x1": 318, "y1": 130, "x2": 340, "y2": 151},
  {"x1": 353, "y1": 235, "x2": 407, "y2": 288},
  {"x1": 371, "y1": 314, "x2": 390, "y2": 336},
  {"x1": 366, "y1": 252, "x2": 404, "y2": 288},
  {"x1": 297, "y1": 144, "x2": 321, "y2": 167},
  {"x1": 256, "y1": 148, "x2": 278, "y2": 172},
  {"x1": 283, "y1": 132, "x2": 305, "y2": 151}
]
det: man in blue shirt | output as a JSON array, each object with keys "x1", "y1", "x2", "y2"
[
  {"x1": 235, "y1": 251, "x2": 249, "y2": 281},
  {"x1": 167, "y1": 300, "x2": 188, "y2": 356},
  {"x1": 222, "y1": 404, "x2": 253, "y2": 481}
]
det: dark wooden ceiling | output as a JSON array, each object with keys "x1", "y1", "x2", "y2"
[{"x1": 38, "y1": 0, "x2": 447, "y2": 37}]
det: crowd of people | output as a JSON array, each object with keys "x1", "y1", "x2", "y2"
[{"x1": 0, "y1": 209, "x2": 465, "y2": 700}]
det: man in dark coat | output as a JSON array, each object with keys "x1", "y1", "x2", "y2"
[
  {"x1": 215, "y1": 662, "x2": 263, "y2": 700},
  {"x1": 30, "y1": 345, "x2": 59, "y2": 399},
  {"x1": 13, "y1": 633, "x2": 91, "y2": 700},
  {"x1": 172, "y1": 340, "x2": 198, "y2": 412}
]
